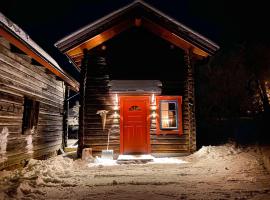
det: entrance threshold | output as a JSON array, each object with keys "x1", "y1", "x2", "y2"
[{"x1": 117, "y1": 154, "x2": 154, "y2": 164}]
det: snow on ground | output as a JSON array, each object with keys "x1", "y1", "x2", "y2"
[{"x1": 0, "y1": 143, "x2": 270, "y2": 200}]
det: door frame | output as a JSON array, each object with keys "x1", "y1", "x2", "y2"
[{"x1": 119, "y1": 95, "x2": 151, "y2": 154}]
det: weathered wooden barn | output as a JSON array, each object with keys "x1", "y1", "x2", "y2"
[
  {"x1": 55, "y1": 1, "x2": 219, "y2": 158},
  {"x1": 0, "y1": 12, "x2": 79, "y2": 169}
]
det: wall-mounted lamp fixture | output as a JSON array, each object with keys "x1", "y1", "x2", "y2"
[
  {"x1": 152, "y1": 111, "x2": 157, "y2": 118},
  {"x1": 150, "y1": 105, "x2": 157, "y2": 111},
  {"x1": 151, "y1": 94, "x2": 156, "y2": 105},
  {"x1": 115, "y1": 94, "x2": 119, "y2": 105}
]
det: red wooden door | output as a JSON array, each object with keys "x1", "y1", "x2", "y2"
[{"x1": 120, "y1": 96, "x2": 150, "y2": 154}]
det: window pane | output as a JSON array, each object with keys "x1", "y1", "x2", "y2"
[
  {"x1": 160, "y1": 102, "x2": 169, "y2": 110},
  {"x1": 168, "y1": 102, "x2": 176, "y2": 110}
]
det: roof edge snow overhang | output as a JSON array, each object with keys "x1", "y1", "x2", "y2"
[
  {"x1": 0, "y1": 12, "x2": 79, "y2": 91},
  {"x1": 108, "y1": 80, "x2": 162, "y2": 94},
  {"x1": 55, "y1": 0, "x2": 220, "y2": 68}
]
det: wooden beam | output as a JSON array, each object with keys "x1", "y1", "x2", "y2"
[
  {"x1": 0, "y1": 28, "x2": 79, "y2": 91},
  {"x1": 141, "y1": 18, "x2": 209, "y2": 57},
  {"x1": 67, "y1": 19, "x2": 133, "y2": 58},
  {"x1": 67, "y1": 17, "x2": 209, "y2": 68}
]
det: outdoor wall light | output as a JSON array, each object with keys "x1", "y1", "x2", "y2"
[
  {"x1": 151, "y1": 105, "x2": 157, "y2": 110},
  {"x1": 113, "y1": 105, "x2": 119, "y2": 110},
  {"x1": 151, "y1": 94, "x2": 156, "y2": 105},
  {"x1": 113, "y1": 111, "x2": 119, "y2": 118},
  {"x1": 115, "y1": 94, "x2": 119, "y2": 105},
  {"x1": 152, "y1": 111, "x2": 157, "y2": 118}
]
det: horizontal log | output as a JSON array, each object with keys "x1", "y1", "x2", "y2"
[
  {"x1": 0, "y1": 72, "x2": 64, "y2": 104},
  {"x1": 0, "y1": 90, "x2": 24, "y2": 104},
  {"x1": 85, "y1": 145, "x2": 120, "y2": 152},
  {"x1": 0, "y1": 145, "x2": 60, "y2": 170},
  {"x1": 0, "y1": 118, "x2": 22, "y2": 125},
  {"x1": 38, "y1": 119, "x2": 63, "y2": 126},
  {"x1": 0, "y1": 45, "x2": 63, "y2": 88},
  {"x1": 151, "y1": 144, "x2": 189, "y2": 150},
  {"x1": 38, "y1": 113, "x2": 63, "y2": 121},
  {"x1": 0, "y1": 125, "x2": 22, "y2": 134},
  {"x1": 40, "y1": 102, "x2": 63, "y2": 113},
  {"x1": 0, "y1": 59, "x2": 64, "y2": 99},
  {"x1": 37, "y1": 125, "x2": 63, "y2": 131},
  {"x1": 0, "y1": 80, "x2": 64, "y2": 109},
  {"x1": 151, "y1": 149, "x2": 189, "y2": 153},
  {"x1": 84, "y1": 141, "x2": 120, "y2": 146},
  {"x1": 150, "y1": 139, "x2": 188, "y2": 144}
]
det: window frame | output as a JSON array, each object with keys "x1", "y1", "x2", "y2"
[
  {"x1": 159, "y1": 100, "x2": 178, "y2": 130},
  {"x1": 156, "y1": 96, "x2": 182, "y2": 135},
  {"x1": 22, "y1": 97, "x2": 40, "y2": 135}
]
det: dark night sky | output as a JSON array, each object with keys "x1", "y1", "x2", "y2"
[{"x1": 1, "y1": 0, "x2": 270, "y2": 79}]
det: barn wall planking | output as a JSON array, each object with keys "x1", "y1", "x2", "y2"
[{"x1": 0, "y1": 37, "x2": 64, "y2": 170}]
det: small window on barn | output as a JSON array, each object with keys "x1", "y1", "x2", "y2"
[
  {"x1": 156, "y1": 96, "x2": 183, "y2": 135},
  {"x1": 160, "y1": 101, "x2": 178, "y2": 129},
  {"x1": 22, "y1": 97, "x2": 40, "y2": 134}
]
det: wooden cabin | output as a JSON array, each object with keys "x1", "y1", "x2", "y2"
[
  {"x1": 0, "y1": 12, "x2": 79, "y2": 169},
  {"x1": 55, "y1": 1, "x2": 219, "y2": 158}
]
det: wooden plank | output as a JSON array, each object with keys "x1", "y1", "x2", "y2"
[
  {"x1": 0, "y1": 100, "x2": 23, "y2": 117},
  {"x1": 142, "y1": 18, "x2": 209, "y2": 57},
  {"x1": 0, "y1": 77, "x2": 64, "y2": 108},
  {"x1": 0, "y1": 46, "x2": 64, "y2": 90},
  {"x1": 0, "y1": 118, "x2": 22, "y2": 125},
  {"x1": 67, "y1": 18, "x2": 134, "y2": 59},
  {"x1": 0, "y1": 90, "x2": 24, "y2": 104},
  {"x1": 0, "y1": 28, "x2": 79, "y2": 91},
  {"x1": 0, "y1": 59, "x2": 64, "y2": 99},
  {"x1": 38, "y1": 120, "x2": 62, "y2": 126},
  {"x1": 0, "y1": 125, "x2": 22, "y2": 134},
  {"x1": 0, "y1": 68, "x2": 64, "y2": 102},
  {"x1": 38, "y1": 114, "x2": 63, "y2": 121},
  {"x1": 151, "y1": 144, "x2": 189, "y2": 150}
]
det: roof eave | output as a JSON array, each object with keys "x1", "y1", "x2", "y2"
[
  {"x1": 0, "y1": 12, "x2": 79, "y2": 91},
  {"x1": 55, "y1": 0, "x2": 219, "y2": 55}
]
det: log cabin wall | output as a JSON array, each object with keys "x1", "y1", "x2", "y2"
[
  {"x1": 183, "y1": 50, "x2": 196, "y2": 153},
  {"x1": 0, "y1": 36, "x2": 65, "y2": 169},
  {"x1": 79, "y1": 48, "x2": 120, "y2": 157},
  {"x1": 79, "y1": 45, "x2": 195, "y2": 157}
]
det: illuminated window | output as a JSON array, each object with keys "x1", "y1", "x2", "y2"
[
  {"x1": 160, "y1": 100, "x2": 178, "y2": 129},
  {"x1": 156, "y1": 96, "x2": 182, "y2": 135}
]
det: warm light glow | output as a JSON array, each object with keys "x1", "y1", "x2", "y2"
[
  {"x1": 151, "y1": 94, "x2": 156, "y2": 105},
  {"x1": 113, "y1": 105, "x2": 119, "y2": 110},
  {"x1": 115, "y1": 94, "x2": 119, "y2": 105},
  {"x1": 113, "y1": 111, "x2": 119, "y2": 118},
  {"x1": 152, "y1": 111, "x2": 157, "y2": 118},
  {"x1": 113, "y1": 118, "x2": 119, "y2": 123},
  {"x1": 151, "y1": 105, "x2": 157, "y2": 110}
]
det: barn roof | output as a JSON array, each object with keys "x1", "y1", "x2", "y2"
[
  {"x1": 55, "y1": 0, "x2": 219, "y2": 69},
  {"x1": 0, "y1": 12, "x2": 79, "y2": 91}
]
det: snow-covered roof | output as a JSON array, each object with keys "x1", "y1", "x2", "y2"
[
  {"x1": 0, "y1": 12, "x2": 62, "y2": 72},
  {"x1": 0, "y1": 12, "x2": 79, "y2": 91},
  {"x1": 55, "y1": 0, "x2": 219, "y2": 54},
  {"x1": 108, "y1": 80, "x2": 162, "y2": 94}
]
